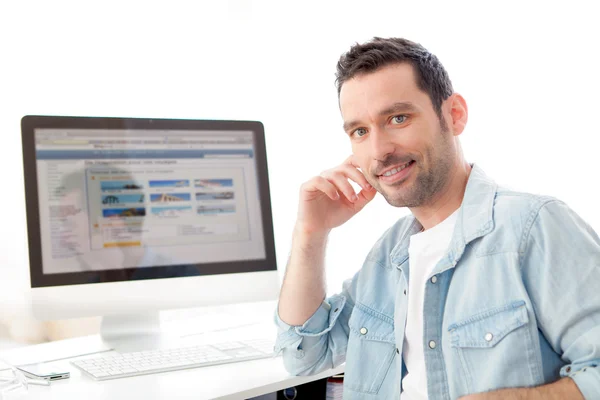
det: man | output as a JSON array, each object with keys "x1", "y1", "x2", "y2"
[{"x1": 274, "y1": 37, "x2": 600, "y2": 399}]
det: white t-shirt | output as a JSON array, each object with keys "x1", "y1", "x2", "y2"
[{"x1": 401, "y1": 210, "x2": 458, "y2": 400}]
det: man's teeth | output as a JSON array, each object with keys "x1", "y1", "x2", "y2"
[{"x1": 383, "y1": 161, "x2": 412, "y2": 177}]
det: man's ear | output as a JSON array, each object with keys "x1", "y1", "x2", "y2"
[{"x1": 447, "y1": 93, "x2": 468, "y2": 136}]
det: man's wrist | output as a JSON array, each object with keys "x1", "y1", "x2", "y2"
[{"x1": 293, "y1": 223, "x2": 330, "y2": 243}]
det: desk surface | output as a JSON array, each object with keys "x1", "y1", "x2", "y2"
[{"x1": 0, "y1": 301, "x2": 344, "y2": 400}]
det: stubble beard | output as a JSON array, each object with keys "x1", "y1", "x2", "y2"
[{"x1": 370, "y1": 124, "x2": 455, "y2": 208}]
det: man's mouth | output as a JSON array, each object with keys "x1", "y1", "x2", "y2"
[{"x1": 377, "y1": 160, "x2": 415, "y2": 178}]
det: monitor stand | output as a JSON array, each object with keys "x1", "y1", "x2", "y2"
[{"x1": 100, "y1": 313, "x2": 179, "y2": 353}]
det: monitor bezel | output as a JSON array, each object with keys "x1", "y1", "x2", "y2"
[{"x1": 21, "y1": 115, "x2": 277, "y2": 288}]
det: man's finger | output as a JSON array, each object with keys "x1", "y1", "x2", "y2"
[
  {"x1": 302, "y1": 176, "x2": 339, "y2": 201},
  {"x1": 351, "y1": 188, "x2": 376, "y2": 213},
  {"x1": 343, "y1": 155, "x2": 362, "y2": 170},
  {"x1": 320, "y1": 171, "x2": 358, "y2": 203},
  {"x1": 337, "y1": 164, "x2": 371, "y2": 190},
  {"x1": 354, "y1": 186, "x2": 377, "y2": 211}
]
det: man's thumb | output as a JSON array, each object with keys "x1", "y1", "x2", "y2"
[{"x1": 354, "y1": 187, "x2": 377, "y2": 211}]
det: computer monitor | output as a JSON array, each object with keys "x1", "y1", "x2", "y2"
[{"x1": 21, "y1": 115, "x2": 279, "y2": 351}]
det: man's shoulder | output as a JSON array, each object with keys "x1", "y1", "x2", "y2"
[
  {"x1": 494, "y1": 186, "x2": 562, "y2": 219},
  {"x1": 476, "y1": 186, "x2": 566, "y2": 254}
]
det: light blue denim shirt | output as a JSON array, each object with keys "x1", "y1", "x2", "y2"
[{"x1": 274, "y1": 164, "x2": 600, "y2": 399}]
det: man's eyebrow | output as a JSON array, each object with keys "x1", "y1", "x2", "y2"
[
  {"x1": 342, "y1": 102, "x2": 419, "y2": 132},
  {"x1": 378, "y1": 102, "x2": 419, "y2": 117}
]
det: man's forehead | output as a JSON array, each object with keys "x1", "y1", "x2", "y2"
[{"x1": 339, "y1": 63, "x2": 426, "y2": 118}]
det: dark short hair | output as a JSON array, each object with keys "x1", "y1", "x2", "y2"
[{"x1": 335, "y1": 37, "x2": 453, "y2": 118}]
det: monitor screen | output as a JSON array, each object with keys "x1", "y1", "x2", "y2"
[{"x1": 22, "y1": 116, "x2": 276, "y2": 288}]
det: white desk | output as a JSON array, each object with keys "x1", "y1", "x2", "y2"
[{"x1": 0, "y1": 301, "x2": 344, "y2": 400}]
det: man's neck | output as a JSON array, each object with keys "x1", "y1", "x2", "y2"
[{"x1": 410, "y1": 161, "x2": 472, "y2": 231}]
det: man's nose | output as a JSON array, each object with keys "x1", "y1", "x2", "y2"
[{"x1": 369, "y1": 128, "x2": 395, "y2": 161}]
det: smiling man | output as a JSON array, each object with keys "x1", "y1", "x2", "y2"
[{"x1": 274, "y1": 37, "x2": 600, "y2": 399}]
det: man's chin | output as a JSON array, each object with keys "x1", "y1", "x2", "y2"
[
  {"x1": 377, "y1": 189, "x2": 407, "y2": 207},
  {"x1": 378, "y1": 183, "x2": 425, "y2": 207}
]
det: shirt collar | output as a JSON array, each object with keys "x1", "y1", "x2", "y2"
[{"x1": 390, "y1": 163, "x2": 497, "y2": 270}]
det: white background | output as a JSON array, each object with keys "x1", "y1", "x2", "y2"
[{"x1": 1, "y1": 0, "x2": 599, "y2": 306}]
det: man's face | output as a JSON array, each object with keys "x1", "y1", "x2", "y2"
[{"x1": 340, "y1": 63, "x2": 456, "y2": 208}]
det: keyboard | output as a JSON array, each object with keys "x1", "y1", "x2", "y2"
[{"x1": 71, "y1": 338, "x2": 275, "y2": 380}]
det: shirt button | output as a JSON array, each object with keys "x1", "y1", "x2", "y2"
[
  {"x1": 396, "y1": 348, "x2": 400, "y2": 354},
  {"x1": 360, "y1": 327, "x2": 368, "y2": 335},
  {"x1": 428, "y1": 340, "x2": 436, "y2": 349},
  {"x1": 403, "y1": 289, "x2": 407, "y2": 295},
  {"x1": 485, "y1": 333, "x2": 493, "y2": 342},
  {"x1": 430, "y1": 275, "x2": 438, "y2": 284}
]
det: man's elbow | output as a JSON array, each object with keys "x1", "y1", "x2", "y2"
[{"x1": 282, "y1": 348, "x2": 336, "y2": 376}]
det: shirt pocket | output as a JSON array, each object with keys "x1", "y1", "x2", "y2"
[
  {"x1": 448, "y1": 300, "x2": 538, "y2": 393},
  {"x1": 344, "y1": 303, "x2": 396, "y2": 395}
]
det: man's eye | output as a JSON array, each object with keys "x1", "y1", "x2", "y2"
[
  {"x1": 353, "y1": 128, "x2": 367, "y2": 137},
  {"x1": 392, "y1": 115, "x2": 407, "y2": 124}
]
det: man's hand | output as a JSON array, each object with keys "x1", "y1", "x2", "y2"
[{"x1": 296, "y1": 156, "x2": 377, "y2": 235}]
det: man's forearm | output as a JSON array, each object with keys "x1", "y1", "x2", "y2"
[
  {"x1": 277, "y1": 225, "x2": 329, "y2": 326},
  {"x1": 460, "y1": 377, "x2": 584, "y2": 400}
]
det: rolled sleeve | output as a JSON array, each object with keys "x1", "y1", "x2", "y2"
[
  {"x1": 561, "y1": 360, "x2": 600, "y2": 399},
  {"x1": 273, "y1": 293, "x2": 351, "y2": 376}
]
